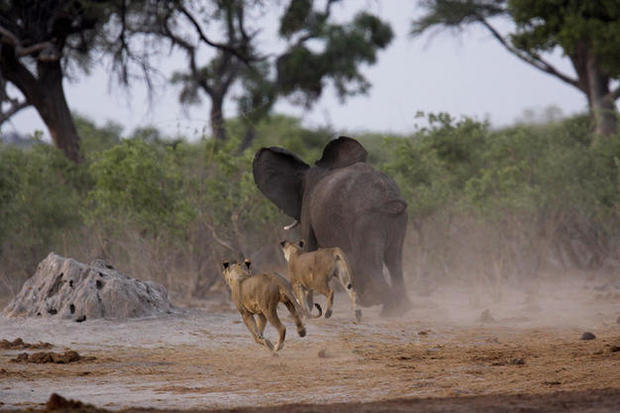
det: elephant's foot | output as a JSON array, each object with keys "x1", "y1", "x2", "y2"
[{"x1": 380, "y1": 295, "x2": 413, "y2": 318}]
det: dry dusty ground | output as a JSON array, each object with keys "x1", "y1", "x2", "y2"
[{"x1": 0, "y1": 277, "x2": 619, "y2": 412}]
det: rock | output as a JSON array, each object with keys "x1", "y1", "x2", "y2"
[
  {"x1": 11, "y1": 350, "x2": 82, "y2": 364},
  {"x1": 46, "y1": 393, "x2": 87, "y2": 410},
  {"x1": 581, "y1": 332, "x2": 596, "y2": 340},
  {"x1": 0, "y1": 338, "x2": 52, "y2": 349},
  {"x1": 610, "y1": 345, "x2": 620, "y2": 353},
  {"x1": 2, "y1": 253, "x2": 174, "y2": 320},
  {"x1": 616, "y1": 315, "x2": 620, "y2": 324},
  {"x1": 318, "y1": 348, "x2": 328, "y2": 358}
]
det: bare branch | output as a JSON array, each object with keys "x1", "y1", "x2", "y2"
[
  {"x1": 178, "y1": 5, "x2": 252, "y2": 65},
  {"x1": 478, "y1": 18, "x2": 580, "y2": 90},
  {"x1": 204, "y1": 220, "x2": 236, "y2": 253},
  {"x1": 0, "y1": 99, "x2": 28, "y2": 125},
  {"x1": 0, "y1": 24, "x2": 19, "y2": 45},
  {"x1": 0, "y1": 23, "x2": 59, "y2": 60}
]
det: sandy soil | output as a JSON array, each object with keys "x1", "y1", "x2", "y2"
[{"x1": 1, "y1": 277, "x2": 619, "y2": 412}]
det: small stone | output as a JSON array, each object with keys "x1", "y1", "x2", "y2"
[
  {"x1": 510, "y1": 358, "x2": 525, "y2": 365},
  {"x1": 616, "y1": 316, "x2": 620, "y2": 324},
  {"x1": 480, "y1": 309, "x2": 495, "y2": 323},
  {"x1": 581, "y1": 332, "x2": 596, "y2": 340},
  {"x1": 610, "y1": 345, "x2": 620, "y2": 353},
  {"x1": 46, "y1": 393, "x2": 84, "y2": 410},
  {"x1": 12, "y1": 353, "x2": 29, "y2": 362},
  {"x1": 318, "y1": 348, "x2": 327, "y2": 358}
]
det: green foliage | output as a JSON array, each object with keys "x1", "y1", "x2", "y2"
[
  {"x1": 383, "y1": 112, "x2": 620, "y2": 229},
  {"x1": 0, "y1": 142, "x2": 83, "y2": 259},
  {"x1": 6, "y1": 111, "x2": 620, "y2": 296},
  {"x1": 85, "y1": 139, "x2": 195, "y2": 236},
  {"x1": 250, "y1": 115, "x2": 332, "y2": 161},
  {"x1": 277, "y1": 11, "x2": 394, "y2": 104},
  {"x1": 509, "y1": 0, "x2": 620, "y2": 75},
  {"x1": 75, "y1": 114, "x2": 123, "y2": 157},
  {"x1": 413, "y1": 0, "x2": 620, "y2": 136}
]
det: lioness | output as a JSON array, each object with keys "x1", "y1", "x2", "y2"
[
  {"x1": 281, "y1": 241, "x2": 362, "y2": 322},
  {"x1": 221, "y1": 260, "x2": 307, "y2": 352}
]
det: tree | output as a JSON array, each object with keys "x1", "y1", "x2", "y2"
[
  {"x1": 159, "y1": 0, "x2": 255, "y2": 143},
  {"x1": 0, "y1": 1, "x2": 105, "y2": 161},
  {"x1": 0, "y1": 0, "x2": 166, "y2": 162},
  {"x1": 412, "y1": 0, "x2": 620, "y2": 136},
  {"x1": 157, "y1": 0, "x2": 393, "y2": 147}
]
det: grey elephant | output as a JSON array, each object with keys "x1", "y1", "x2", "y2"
[{"x1": 252, "y1": 136, "x2": 412, "y2": 316}]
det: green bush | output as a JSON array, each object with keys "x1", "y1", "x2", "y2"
[
  {"x1": 0, "y1": 142, "x2": 83, "y2": 291},
  {"x1": 3, "y1": 111, "x2": 620, "y2": 300},
  {"x1": 85, "y1": 139, "x2": 195, "y2": 237}
]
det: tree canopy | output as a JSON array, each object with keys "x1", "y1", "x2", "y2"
[
  {"x1": 154, "y1": 0, "x2": 393, "y2": 147},
  {"x1": 413, "y1": 0, "x2": 620, "y2": 136}
]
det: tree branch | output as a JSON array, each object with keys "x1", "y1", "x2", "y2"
[
  {"x1": 204, "y1": 219, "x2": 236, "y2": 253},
  {"x1": 178, "y1": 5, "x2": 252, "y2": 65},
  {"x1": 162, "y1": 19, "x2": 215, "y2": 96},
  {"x1": 478, "y1": 18, "x2": 580, "y2": 89},
  {"x1": 0, "y1": 99, "x2": 28, "y2": 125},
  {"x1": 0, "y1": 24, "x2": 59, "y2": 59}
]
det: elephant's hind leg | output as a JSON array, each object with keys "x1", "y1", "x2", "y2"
[{"x1": 382, "y1": 214, "x2": 413, "y2": 317}]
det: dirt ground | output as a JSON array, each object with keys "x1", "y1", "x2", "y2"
[{"x1": 1, "y1": 276, "x2": 619, "y2": 412}]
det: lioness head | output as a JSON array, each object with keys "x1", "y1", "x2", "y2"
[
  {"x1": 280, "y1": 240, "x2": 304, "y2": 262},
  {"x1": 222, "y1": 259, "x2": 252, "y2": 286}
]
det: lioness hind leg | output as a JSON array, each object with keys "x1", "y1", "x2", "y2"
[
  {"x1": 324, "y1": 288, "x2": 335, "y2": 318},
  {"x1": 305, "y1": 289, "x2": 315, "y2": 315},
  {"x1": 283, "y1": 299, "x2": 306, "y2": 337},
  {"x1": 256, "y1": 313, "x2": 267, "y2": 336},
  {"x1": 241, "y1": 312, "x2": 273, "y2": 351},
  {"x1": 337, "y1": 272, "x2": 362, "y2": 322},
  {"x1": 265, "y1": 307, "x2": 286, "y2": 352},
  {"x1": 316, "y1": 278, "x2": 334, "y2": 319},
  {"x1": 294, "y1": 283, "x2": 310, "y2": 315}
]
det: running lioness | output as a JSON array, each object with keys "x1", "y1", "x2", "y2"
[
  {"x1": 281, "y1": 241, "x2": 362, "y2": 322},
  {"x1": 221, "y1": 260, "x2": 307, "y2": 352}
]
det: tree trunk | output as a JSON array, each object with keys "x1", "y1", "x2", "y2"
[
  {"x1": 210, "y1": 93, "x2": 227, "y2": 142},
  {"x1": 0, "y1": 46, "x2": 82, "y2": 162},
  {"x1": 586, "y1": 53, "x2": 618, "y2": 136},
  {"x1": 35, "y1": 61, "x2": 82, "y2": 162},
  {"x1": 238, "y1": 123, "x2": 256, "y2": 152}
]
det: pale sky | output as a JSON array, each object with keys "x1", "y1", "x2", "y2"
[{"x1": 4, "y1": 1, "x2": 587, "y2": 141}]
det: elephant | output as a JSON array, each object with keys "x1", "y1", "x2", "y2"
[{"x1": 252, "y1": 136, "x2": 412, "y2": 316}]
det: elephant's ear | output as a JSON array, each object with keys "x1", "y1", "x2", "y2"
[
  {"x1": 315, "y1": 136, "x2": 368, "y2": 169},
  {"x1": 253, "y1": 147, "x2": 310, "y2": 219}
]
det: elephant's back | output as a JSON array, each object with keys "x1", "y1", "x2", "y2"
[{"x1": 311, "y1": 163, "x2": 406, "y2": 216}]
